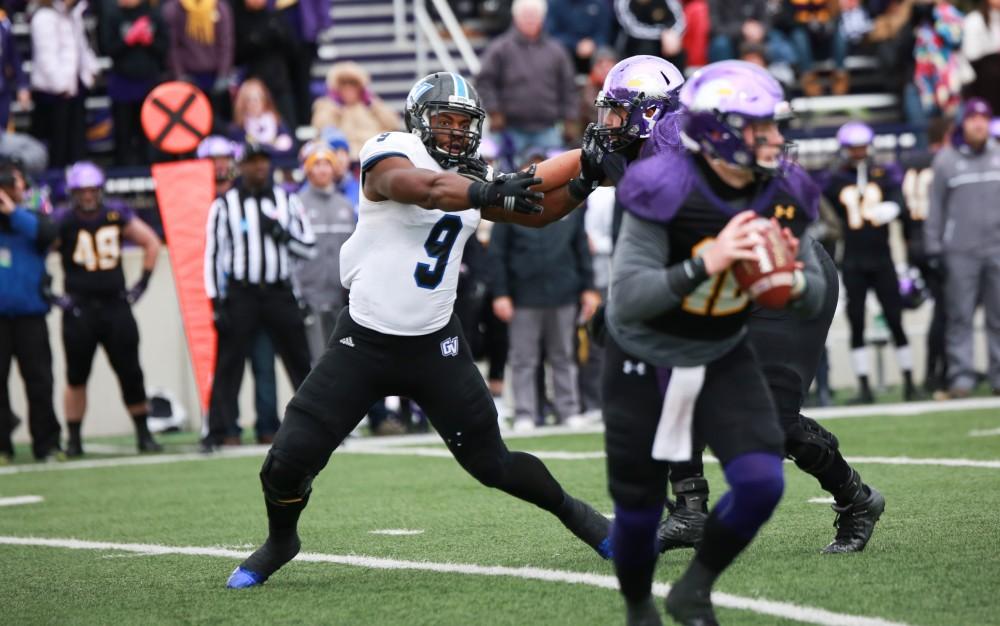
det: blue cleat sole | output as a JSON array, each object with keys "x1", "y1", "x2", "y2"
[
  {"x1": 226, "y1": 566, "x2": 265, "y2": 589},
  {"x1": 596, "y1": 536, "x2": 613, "y2": 560}
]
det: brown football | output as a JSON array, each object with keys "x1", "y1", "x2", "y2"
[{"x1": 732, "y1": 218, "x2": 796, "y2": 309}]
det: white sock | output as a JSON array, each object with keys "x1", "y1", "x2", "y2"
[
  {"x1": 851, "y1": 348, "x2": 870, "y2": 377},
  {"x1": 896, "y1": 345, "x2": 913, "y2": 371}
]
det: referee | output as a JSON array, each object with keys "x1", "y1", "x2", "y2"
[{"x1": 203, "y1": 142, "x2": 316, "y2": 450}]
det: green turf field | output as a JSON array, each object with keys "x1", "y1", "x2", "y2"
[{"x1": 2, "y1": 406, "x2": 999, "y2": 625}]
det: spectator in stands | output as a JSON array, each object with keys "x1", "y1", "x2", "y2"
[
  {"x1": 777, "y1": 0, "x2": 849, "y2": 96},
  {"x1": 961, "y1": 0, "x2": 1000, "y2": 114},
  {"x1": 682, "y1": 0, "x2": 710, "y2": 67},
  {"x1": 489, "y1": 206, "x2": 600, "y2": 431},
  {"x1": 0, "y1": 10, "x2": 29, "y2": 129},
  {"x1": 100, "y1": 0, "x2": 169, "y2": 166},
  {"x1": 0, "y1": 159, "x2": 62, "y2": 463},
  {"x1": 318, "y1": 127, "x2": 359, "y2": 207},
  {"x1": 580, "y1": 47, "x2": 617, "y2": 126},
  {"x1": 279, "y1": 0, "x2": 331, "y2": 129},
  {"x1": 292, "y1": 140, "x2": 355, "y2": 364},
  {"x1": 29, "y1": 0, "x2": 99, "y2": 169},
  {"x1": 897, "y1": 0, "x2": 964, "y2": 135},
  {"x1": 162, "y1": 0, "x2": 235, "y2": 126},
  {"x1": 613, "y1": 0, "x2": 687, "y2": 70},
  {"x1": 545, "y1": 0, "x2": 613, "y2": 74},
  {"x1": 477, "y1": 0, "x2": 579, "y2": 162},
  {"x1": 231, "y1": 79, "x2": 295, "y2": 158},
  {"x1": 926, "y1": 98, "x2": 1000, "y2": 398},
  {"x1": 708, "y1": 0, "x2": 798, "y2": 71},
  {"x1": 310, "y1": 62, "x2": 401, "y2": 162},
  {"x1": 234, "y1": 0, "x2": 298, "y2": 130}
]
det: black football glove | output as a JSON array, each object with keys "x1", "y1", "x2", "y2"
[
  {"x1": 125, "y1": 270, "x2": 153, "y2": 305},
  {"x1": 468, "y1": 165, "x2": 544, "y2": 215},
  {"x1": 212, "y1": 297, "x2": 231, "y2": 335},
  {"x1": 259, "y1": 213, "x2": 291, "y2": 244},
  {"x1": 579, "y1": 122, "x2": 607, "y2": 184},
  {"x1": 456, "y1": 156, "x2": 490, "y2": 182}
]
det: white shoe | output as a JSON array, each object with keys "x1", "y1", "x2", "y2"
[
  {"x1": 565, "y1": 410, "x2": 603, "y2": 429},
  {"x1": 512, "y1": 418, "x2": 536, "y2": 432}
]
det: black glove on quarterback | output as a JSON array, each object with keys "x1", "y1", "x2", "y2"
[
  {"x1": 456, "y1": 156, "x2": 490, "y2": 182},
  {"x1": 467, "y1": 166, "x2": 544, "y2": 215}
]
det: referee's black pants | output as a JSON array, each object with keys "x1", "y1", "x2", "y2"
[
  {"x1": 0, "y1": 315, "x2": 61, "y2": 459},
  {"x1": 207, "y1": 284, "x2": 311, "y2": 445}
]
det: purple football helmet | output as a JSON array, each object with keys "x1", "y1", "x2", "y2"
[
  {"x1": 197, "y1": 135, "x2": 238, "y2": 159},
  {"x1": 837, "y1": 121, "x2": 874, "y2": 148},
  {"x1": 594, "y1": 55, "x2": 684, "y2": 152},
  {"x1": 66, "y1": 161, "x2": 105, "y2": 191},
  {"x1": 679, "y1": 61, "x2": 792, "y2": 172}
]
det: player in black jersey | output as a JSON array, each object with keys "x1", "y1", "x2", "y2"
[
  {"x1": 53, "y1": 162, "x2": 163, "y2": 456},
  {"x1": 823, "y1": 122, "x2": 919, "y2": 403},
  {"x1": 604, "y1": 62, "x2": 831, "y2": 626}
]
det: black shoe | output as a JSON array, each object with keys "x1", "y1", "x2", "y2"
[
  {"x1": 626, "y1": 595, "x2": 663, "y2": 626},
  {"x1": 665, "y1": 581, "x2": 718, "y2": 626},
  {"x1": 847, "y1": 387, "x2": 874, "y2": 405},
  {"x1": 66, "y1": 439, "x2": 84, "y2": 458},
  {"x1": 657, "y1": 503, "x2": 707, "y2": 553},
  {"x1": 138, "y1": 434, "x2": 163, "y2": 453},
  {"x1": 823, "y1": 486, "x2": 885, "y2": 554},
  {"x1": 559, "y1": 495, "x2": 613, "y2": 559}
]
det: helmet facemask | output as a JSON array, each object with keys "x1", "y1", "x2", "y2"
[
  {"x1": 410, "y1": 100, "x2": 484, "y2": 168},
  {"x1": 593, "y1": 92, "x2": 676, "y2": 153}
]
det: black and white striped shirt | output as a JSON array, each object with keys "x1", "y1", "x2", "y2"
[{"x1": 204, "y1": 184, "x2": 316, "y2": 299}]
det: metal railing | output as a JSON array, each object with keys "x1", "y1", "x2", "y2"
[{"x1": 407, "y1": 0, "x2": 481, "y2": 79}]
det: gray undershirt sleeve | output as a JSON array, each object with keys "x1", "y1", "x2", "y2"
[
  {"x1": 787, "y1": 234, "x2": 828, "y2": 319},
  {"x1": 610, "y1": 211, "x2": 708, "y2": 324}
]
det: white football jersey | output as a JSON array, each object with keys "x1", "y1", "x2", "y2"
[{"x1": 340, "y1": 131, "x2": 482, "y2": 336}]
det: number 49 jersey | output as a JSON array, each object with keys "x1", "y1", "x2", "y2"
[
  {"x1": 341, "y1": 131, "x2": 481, "y2": 336},
  {"x1": 55, "y1": 203, "x2": 134, "y2": 297}
]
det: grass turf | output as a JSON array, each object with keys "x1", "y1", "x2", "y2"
[{"x1": 1, "y1": 407, "x2": 998, "y2": 625}]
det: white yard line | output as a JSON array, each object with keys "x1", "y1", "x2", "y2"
[
  {"x1": 0, "y1": 447, "x2": 268, "y2": 476},
  {"x1": 968, "y1": 427, "x2": 1000, "y2": 438},
  {"x1": 0, "y1": 495, "x2": 44, "y2": 507},
  {"x1": 369, "y1": 529, "x2": 424, "y2": 536},
  {"x1": 0, "y1": 536, "x2": 909, "y2": 626},
  {"x1": 808, "y1": 497, "x2": 836, "y2": 504},
  {"x1": 344, "y1": 446, "x2": 1000, "y2": 470}
]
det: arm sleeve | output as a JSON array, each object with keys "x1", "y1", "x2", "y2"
[
  {"x1": 610, "y1": 211, "x2": 707, "y2": 323},
  {"x1": 487, "y1": 223, "x2": 512, "y2": 298},
  {"x1": 924, "y1": 155, "x2": 948, "y2": 256},
  {"x1": 9, "y1": 207, "x2": 39, "y2": 240},
  {"x1": 204, "y1": 197, "x2": 227, "y2": 299},
  {"x1": 786, "y1": 234, "x2": 828, "y2": 319},
  {"x1": 284, "y1": 193, "x2": 317, "y2": 259}
]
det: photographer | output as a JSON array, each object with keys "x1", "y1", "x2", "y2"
[{"x1": 0, "y1": 159, "x2": 62, "y2": 462}]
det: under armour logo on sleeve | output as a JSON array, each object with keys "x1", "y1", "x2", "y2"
[{"x1": 623, "y1": 360, "x2": 647, "y2": 375}]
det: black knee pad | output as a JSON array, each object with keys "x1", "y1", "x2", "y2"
[
  {"x1": 260, "y1": 450, "x2": 315, "y2": 505},
  {"x1": 784, "y1": 416, "x2": 840, "y2": 474}
]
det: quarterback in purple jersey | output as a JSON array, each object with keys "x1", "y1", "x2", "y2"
[
  {"x1": 53, "y1": 162, "x2": 163, "y2": 457},
  {"x1": 653, "y1": 64, "x2": 886, "y2": 560}
]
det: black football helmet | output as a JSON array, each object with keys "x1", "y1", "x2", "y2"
[{"x1": 405, "y1": 72, "x2": 485, "y2": 168}]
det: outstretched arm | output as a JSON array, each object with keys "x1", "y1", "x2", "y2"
[{"x1": 364, "y1": 156, "x2": 479, "y2": 211}]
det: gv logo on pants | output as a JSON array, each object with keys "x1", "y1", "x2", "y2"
[{"x1": 440, "y1": 336, "x2": 459, "y2": 357}]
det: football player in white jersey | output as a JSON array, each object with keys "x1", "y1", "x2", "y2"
[{"x1": 227, "y1": 72, "x2": 612, "y2": 590}]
